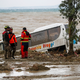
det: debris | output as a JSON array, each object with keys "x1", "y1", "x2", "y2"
[
  {"x1": 74, "y1": 52, "x2": 78, "y2": 57},
  {"x1": 29, "y1": 63, "x2": 50, "y2": 71}
]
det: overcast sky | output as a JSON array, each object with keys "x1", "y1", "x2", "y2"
[{"x1": 0, "y1": 0, "x2": 64, "y2": 8}]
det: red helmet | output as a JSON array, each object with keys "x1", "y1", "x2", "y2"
[{"x1": 10, "y1": 27, "x2": 13, "y2": 30}]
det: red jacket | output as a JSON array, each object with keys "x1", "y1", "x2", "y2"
[
  {"x1": 2, "y1": 31, "x2": 7, "y2": 41},
  {"x1": 8, "y1": 33, "x2": 17, "y2": 44},
  {"x1": 2, "y1": 31, "x2": 7, "y2": 35},
  {"x1": 21, "y1": 30, "x2": 31, "y2": 44}
]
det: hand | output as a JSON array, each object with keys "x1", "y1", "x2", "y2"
[
  {"x1": 9, "y1": 44, "x2": 11, "y2": 46},
  {"x1": 15, "y1": 42, "x2": 17, "y2": 46}
]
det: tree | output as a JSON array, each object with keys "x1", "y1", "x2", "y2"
[{"x1": 59, "y1": 0, "x2": 80, "y2": 54}]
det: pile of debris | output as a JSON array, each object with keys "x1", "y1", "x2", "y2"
[
  {"x1": 29, "y1": 63, "x2": 50, "y2": 71},
  {"x1": 27, "y1": 50, "x2": 80, "y2": 62},
  {"x1": 0, "y1": 49, "x2": 80, "y2": 62}
]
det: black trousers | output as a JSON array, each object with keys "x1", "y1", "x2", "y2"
[{"x1": 23, "y1": 43, "x2": 29, "y2": 51}]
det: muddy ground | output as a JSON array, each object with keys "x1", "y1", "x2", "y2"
[{"x1": 0, "y1": 50, "x2": 80, "y2": 80}]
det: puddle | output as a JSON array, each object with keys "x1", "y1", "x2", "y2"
[
  {"x1": 32, "y1": 76, "x2": 80, "y2": 80},
  {"x1": 0, "y1": 61, "x2": 5, "y2": 64},
  {"x1": 0, "y1": 64, "x2": 80, "y2": 79},
  {"x1": 46, "y1": 65, "x2": 80, "y2": 75},
  {"x1": 0, "y1": 58, "x2": 5, "y2": 64}
]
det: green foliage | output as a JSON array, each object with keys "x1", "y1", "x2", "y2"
[
  {"x1": 59, "y1": 0, "x2": 80, "y2": 19},
  {"x1": 59, "y1": 0, "x2": 80, "y2": 53}
]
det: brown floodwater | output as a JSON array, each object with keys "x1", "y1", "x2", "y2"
[{"x1": 0, "y1": 12, "x2": 80, "y2": 41}]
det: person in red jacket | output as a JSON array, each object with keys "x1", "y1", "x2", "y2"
[
  {"x1": 8, "y1": 27, "x2": 17, "y2": 59},
  {"x1": 20, "y1": 27, "x2": 31, "y2": 58}
]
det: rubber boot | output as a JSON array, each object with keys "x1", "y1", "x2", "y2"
[
  {"x1": 25, "y1": 51, "x2": 28, "y2": 58},
  {"x1": 12, "y1": 51, "x2": 15, "y2": 59}
]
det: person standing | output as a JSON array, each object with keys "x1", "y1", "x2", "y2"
[
  {"x1": 8, "y1": 27, "x2": 17, "y2": 59},
  {"x1": 20, "y1": 27, "x2": 31, "y2": 58},
  {"x1": 3, "y1": 26, "x2": 10, "y2": 59},
  {"x1": 2, "y1": 26, "x2": 9, "y2": 41}
]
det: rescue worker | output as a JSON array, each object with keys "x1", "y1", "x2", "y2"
[
  {"x1": 3, "y1": 26, "x2": 10, "y2": 59},
  {"x1": 2, "y1": 25, "x2": 10, "y2": 50},
  {"x1": 2, "y1": 25, "x2": 9, "y2": 41},
  {"x1": 8, "y1": 27, "x2": 17, "y2": 59},
  {"x1": 20, "y1": 27, "x2": 31, "y2": 58}
]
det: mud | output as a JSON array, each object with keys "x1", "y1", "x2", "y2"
[
  {"x1": 29, "y1": 63, "x2": 50, "y2": 71},
  {"x1": 0, "y1": 50, "x2": 80, "y2": 80}
]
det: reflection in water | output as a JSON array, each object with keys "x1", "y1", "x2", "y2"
[
  {"x1": 32, "y1": 76, "x2": 80, "y2": 80},
  {"x1": 0, "y1": 73, "x2": 6, "y2": 78},
  {"x1": 0, "y1": 64, "x2": 80, "y2": 79},
  {"x1": 0, "y1": 61, "x2": 5, "y2": 64}
]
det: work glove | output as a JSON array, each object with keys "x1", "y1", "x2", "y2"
[{"x1": 15, "y1": 42, "x2": 17, "y2": 46}]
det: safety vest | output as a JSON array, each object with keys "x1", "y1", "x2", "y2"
[
  {"x1": 21, "y1": 30, "x2": 31, "y2": 44},
  {"x1": 8, "y1": 33, "x2": 17, "y2": 44}
]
